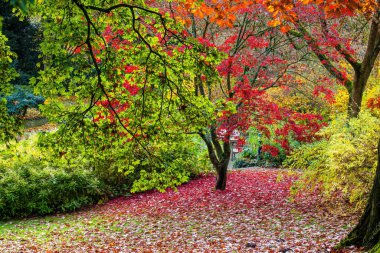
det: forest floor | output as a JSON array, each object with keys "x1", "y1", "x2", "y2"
[{"x1": 0, "y1": 169, "x2": 363, "y2": 253}]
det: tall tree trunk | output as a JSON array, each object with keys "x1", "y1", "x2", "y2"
[
  {"x1": 340, "y1": 139, "x2": 380, "y2": 251},
  {"x1": 215, "y1": 142, "x2": 231, "y2": 190},
  {"x1": 215, "y1": 165, "x2": 227, "y2": 190},
  {"x1": 199, "y1": 129, "x2": 231, "y2": 190},
  {"x1": 348, "y1": 7, "x2": 380, "y2": 117},
  {"x1": 349, "y1": 72, "x2": 366, "y2": 118}
]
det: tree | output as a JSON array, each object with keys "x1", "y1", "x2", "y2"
[
  {"x1": 173, "y1": 1, "x2": 326, "y2": 189},
  {"x1": 0, "y1": 31, "x2": 20, "y2": 143},
  {"x1": 0, "y1": 0, "x2": 41, "y2": 86},
  {"x1": 267, "y1": 0, "x2": 380, "y2": 117},
  {"x1": 30, "y1": 0, "x2": 222, "y2": 191},
  {"x1": 191, "y1": 0, "x2": 379, "y2": 249},
  {"x1": 182, "y1": 0, "x2": 379, "y2": 117},
  {"x1": 28, "y1": 0, "x2": 326, "y2": 191}
]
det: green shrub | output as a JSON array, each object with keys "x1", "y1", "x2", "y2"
[
  {"x1": 0, "y1": 99, "x2": 21, "y2": 143},
  {"x1": 0, "y1": 123, "x2": 212, "y2": 219},
  {"x1": 39, "y1": 121, "x2": 212, "y2": 194},
  {"x1": 6, "y1": 86, "x2": 45, "y2": 116},
  {"x1": 0, "y1": 160, "x2": 105, "y2": 219},
  {"x1": 130, "y1": 137, "x2": 210, "y2": 193},
  {"x1": 284, "y1": 111, "x2": 380, "y2": 209},
  {"x1": 0, "y1": 137, "x2": 106, "y2": 219},
  {"x1": 233, "y1": 147, "x2": 286, "y2": 168}
]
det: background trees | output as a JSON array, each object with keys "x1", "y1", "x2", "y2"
[
  {"x1": 0, "y1": 31, "x2": 20, "y2": 143},
  {"x1": 282, "y1": 1, "x2": 380, "y2": 117},
  {"x1": 0, "y1": 0, "x2": 43, "y2": 143},
  {"x1": 0, "y1": 0, "x2": 41, "y2": 86}
]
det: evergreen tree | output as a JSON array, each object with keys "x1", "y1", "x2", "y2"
[{"x1": 0, "y1": 0, "x2": 41, "y2": 86}]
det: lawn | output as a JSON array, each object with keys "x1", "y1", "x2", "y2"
[{"x1": 0, "y1": 169, "x2": 361, "y2": 252}]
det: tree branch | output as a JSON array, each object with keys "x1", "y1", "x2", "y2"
[
  {"x1": 360, "y1": 8, "x2": 380, "y2": 80},
  {"x1": 319, "y1": 13, "x2": 361, "y2": 72},
  {"x1": 288, "y1": 27, "x2": 353, "y2": 92}
]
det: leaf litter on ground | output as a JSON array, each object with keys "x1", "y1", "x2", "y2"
[{"x1": 0, "y1": 169, "x2": 363, "y2": 252}]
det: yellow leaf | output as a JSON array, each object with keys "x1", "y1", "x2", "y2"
[{"x1": 268, "y1": 19, "x2": 281, "y2": 27}]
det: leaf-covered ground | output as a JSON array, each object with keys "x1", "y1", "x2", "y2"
[{"x1": 0, "y1": 169, "x2": 362, "y2": 252}]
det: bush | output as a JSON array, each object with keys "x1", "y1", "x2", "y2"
[
  {"x1": 130, "y1": 137, "x2": 210, "y2": 193},
  {"x1": 0, "y1": 137, "x2": 106, "y2": 219},
  {"x1": 0, "y1": 99, "x2": 21, "y2": 143},
  {"x1": 0, "y1": 122, "x2": 212, "y2": 219},
  {"x1": 6, "y1": 86, "x2": 45, "y2": 116},
  {"x1": 284, "y1": 111, "x2": 380, "y2": 209},
  {"x1": 39, "y1": 121, "x2": 212, "y2": 195},
  {"x1": 233, "y1": 145, "x2": 287, "y2": 168},
  {"x1": 0, "y1": 161, "x2": 105, "y2": 219}
]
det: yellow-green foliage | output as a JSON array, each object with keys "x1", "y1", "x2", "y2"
[
  {"x1": 364, "y1": 77, "x2": 380, "y2": 117},
  {"x1": 329, "y1": 76, "x2": 380, "y2": 118},
  {"x1": 130, "y1": 136, "x2": 213, "y2": 193},
  {"x1": 284, "y1": 111, "x2": 380, "y2": 209},
  {"x1": 0, "y1": 136, "x2": 106, "y2": 219}
]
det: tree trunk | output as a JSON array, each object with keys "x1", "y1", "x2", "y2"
[
  {"x1": 340, "y1": 139, "x2": 380, "y2": 251},
  {"x1": 215, "y1": 146, "x2": 230, "y2": 190},
  {"x1": 215, "y1": 164, "x2": 227, "y2": 190},
  {"x1": 199, "y1": 129, "x2": 231, "y2": 190},
  {"x1": 348, "y1": 7, "x2": 380, "y2": 117},
  {"x1": 349, "y1": 72, "x2": 366, "y2": 118}
]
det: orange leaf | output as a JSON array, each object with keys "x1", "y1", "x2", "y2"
[{"x1": 280, "y1": 25, "x2": 291, "y2": 33}]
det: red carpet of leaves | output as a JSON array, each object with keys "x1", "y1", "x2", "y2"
[{"x1": 0, "y1": 170, "x2": 362, "y2": 252}]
